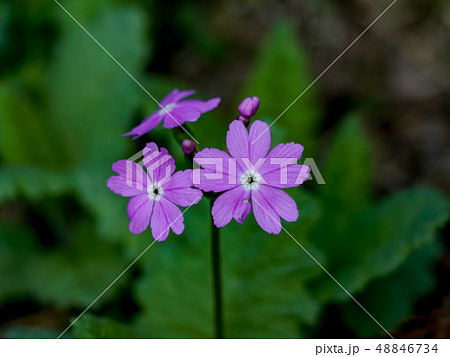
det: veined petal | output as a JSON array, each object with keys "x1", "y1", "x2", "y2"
[
  {"x1": 163, "y1": 106, "x2": 201, "y2": 128},
  {"x1": 151, "y1": 198, "x2": 184, "y2": 241},
  {"x1": 260, "y1": 142, "x2": 304, "y2": 175},
  {"x1": 107, "y1": 160, "x2": 150, "y2": 197},
  {"x1": 251, "y1": 189, "x2": 282, "y2": 234},
  {"x1": 233, "y1": 189, "x2": 251, "y2": 224},
  {"x1": 180, "y1": 97, "x2": 221, "y2": 113},
  {"x1": 248, "y1": 120, "x2": 271, "y2": 163},
  {"x1": 258, "y1": 185, "x2": 298, "y2": 222},
  {"x1": 262, "y1": 164, "x2": 310, "y2": 188},
  {"x1": 160, "y1": 89, "x2": 195, "y2": 107},
  {"x1": 164, "y1": 187, "x2": 202, "y2": 207},
  {"x1": 193, "y1": 148, "x2": 240, "y2": 192},
  {"x1": 163, "y1": 170, "x2": 203, "y2": 207},
  {"x1": 143, "y1": 143, "x2": 175, "y2": 184},
  {"x1": 128, "y1": 195, "x2": 154, "y2": 235},
  {"x1": 211, "y1": 185, "x2": 248, "y2": 227},
  {"x1": 123, "y1": 112, "x2": 163, "y2": 140},
  {"x1": 163, "y1": 170, "x2": 192, "y2": 190},
  {"x1": 226, "y1": 120, "x2": 249, "y2": 161}
]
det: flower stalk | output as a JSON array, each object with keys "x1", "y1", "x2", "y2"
[{"x1": 210, "y1": 198, "x2": 224, "y2": 338}]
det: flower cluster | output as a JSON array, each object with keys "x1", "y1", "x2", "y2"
[{"x1": 108, "y1": 89, "x2": 309, "y2": 240}]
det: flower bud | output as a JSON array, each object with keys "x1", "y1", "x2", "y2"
[
  {"x1": 236, "y1": 114, "x2": 250, "y2": 127},
  {"x1": 238, "y1": 96, "x2": 260, "y2": 118},
  {"x1": 181, "y1": 139, "x2": 196, "y2": 155}
]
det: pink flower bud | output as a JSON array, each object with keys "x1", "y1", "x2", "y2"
[
  {"x1": 182, "y1": 139, "x2": 196, "y2": 155},
  {"x1": 238, "y1": 96, "x2": 260, "y2": 118}
]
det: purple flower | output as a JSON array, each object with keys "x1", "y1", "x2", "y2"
[
  {"x1": 193, "y1": 120, "x2": 310, "y2": 234},
  {"x1": 238, "y1": 96, "x2": 260, "y2": 118},
  {"x1": 124, "y1": 89, "x2": 220, "y2": 140},
  {"x1": 107, "y1": 142, "x2": 203, "y2": 240}
]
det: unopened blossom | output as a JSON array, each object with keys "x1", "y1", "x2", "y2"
[
  {"x1": 182, "y1": 139, "x2": 196, "y2": 155},
  {"x1": 107, "y1": 142, "x2": 202, "y2": 240},
  {"x1": 193, "y1": 120, "x2": 310, "y2": 234},
  {"x1": 236, "y1": 96, "x2": 260, "y2": 127},
  {"x1": 238, "y1": 96, "x2": 260, "y2": 118},
  {"x1": 124, "y1": 89, "x2": 220, "y2": 140}
]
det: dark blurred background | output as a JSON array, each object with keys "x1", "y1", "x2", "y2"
[{"x1": 0, "y1": 0, "x2": 449, "y2": 338}]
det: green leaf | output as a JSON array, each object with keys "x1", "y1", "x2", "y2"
[
  {"x1": 320, "y1": 113, "x2": 372, "y2": 211},
  {"x1": 27, "y1": 222, "x2": 127, "y2": 308},
  {"x1": 0, "y1": 221, "x2": 127, "y2": 308},
  {"x1": 339, "y1": 241, "x2": 441, "y2": 337},
  {"x1": 47, "y1": 3, "x2": 148, "y2": 167},
  {"x1": 315, "y1": 186, "x2": 449, "y2": 302},
  {"x1": 133, "y1": 190, "x2": 324, "y2": 338},
  {"x1": 0, "y1": 77, "x2": 66, "y2": 167},
  {"x1": 311, "y1": 113, "x2": 372, "y2": 261},
  {"x1": 241, "y1": 19, "x2": 321, "y2": 154},
  {"x1": 0, "y1": 166, "x2": 71, "y2": 203},
  {"x1": 46, "y1": 3, "x2": 150, "y2": 240},
  {"x1": 73, "y1": 314, "x2": 143, "y2": 339}
]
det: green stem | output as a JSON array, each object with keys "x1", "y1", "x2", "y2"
[{"x1": 210, "y1": 199, "x2": 224, "y2": 338}]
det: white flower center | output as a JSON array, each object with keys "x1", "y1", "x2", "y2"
[
  {"x1": 148, "y1": 182, "x2": 163, "y2": 201},
  {"x1": 159, "y1": 103, "x2": 175, "y2": 115},
  {"x1": 241, "y1": 170, "x2": 261, "y2": 191}
]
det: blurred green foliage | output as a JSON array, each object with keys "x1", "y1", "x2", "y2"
[{"x1": 0, "y1": 0, "x2": 448, "y2": 339}]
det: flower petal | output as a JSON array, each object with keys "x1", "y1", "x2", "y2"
[
  {"x1": 179, "y1": 97, "x2": 221, "y2": 113},
  {"x1": 107, "y1": 160, "x2": 150, "y2": 197},
  {"x1": 251, "y1": 189, "x2": 282, "y2": 234},
  {"x1": 233, "y1": 189, "x2": 251, "y2": 224},
  {"x1": 193, "y1": 148, "x2": 240, "y2": 192},
  {"x1": 143, "y1": 143, "x2": 175, "y2": 184},
  {"x1": 226, "y1": 120, "x2": 249, "y2": 160},
  {"x1": 151, "y1": 198, "x2": 184, "y2": 241},
  {"x1": 262, "y1": 164, "x2": 310, "y2": 188},
  {"x1": 123, "y1": 112, "x2": 163, "y2": 140},
  {"x1": 260, "y1": 142, "x2": 304, "y2": 175},
  {"x1": 248, "y1": 120, "x2": 271, "y2": 163},
  {"x1": 162, "y1": 106, "x2": 202, "y2": 128},
  {"x1": 212, "y1": 186, "x2": 248, "y2": 227},
  {"x1": 163, "y1": 170, "x2": 203, "y2": 207},
  {"x1": 128, "y1": 195, "x2": 154, "y2": 234},
  {"x1": 160, "y1": 89, "x2": 195, "y2": 107},
  {"x1": 258, "y1": 185, "x2": 298, "y2": 222},
  {"x1": 127, "y1": 194, "x2": 150, "y2": 219}
]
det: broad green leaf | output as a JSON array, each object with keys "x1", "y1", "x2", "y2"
[
  {"x1": 73, "y1": 314, "x2": 143, "y2": 339},
  {"x1": 46, "y1": 3, "x2": 149, "y2": 240},
  {"x1": 320, "y1": 113, "x2": 372, "y2": 211},
  {"x1": 0, "y1": 221, "x2": 127, "y2": 308},
  {"x1": 339, "y1": 242, "x2": 440, "y2": 337},
  {"x1": 241, "y1": 19, "x2": 321, "y2": 154},
  {"x1": 47, "y1": 3, "x2": 148, "y2": 167},
  {"x1": 0, "y1": 166, "x2": 70, "y2": 203},
  {"x1": 0, "y1": 78, "x2": 65, "y2": 167},
  {"x1": 311, "y1": 113, "x2": 372, "y2": 261},
  {"x1": 314, "y1": 186, "x2": 449, "y2": 302},
  {"x1": 26, "y1": 221, "x2": 127, "y2": 308},
  {"x1": 133, "y1": 190, "x2": 324, "y2": 338}
]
